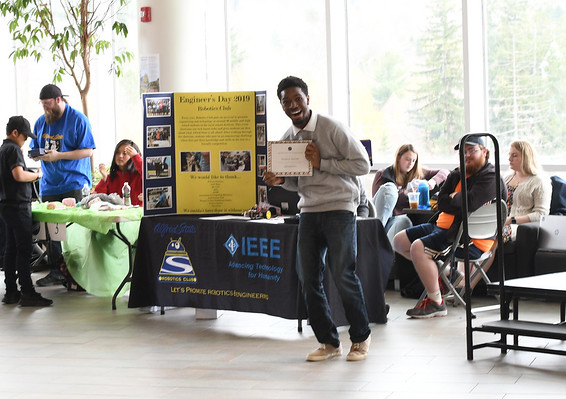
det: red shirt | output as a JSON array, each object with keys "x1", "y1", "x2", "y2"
[{"x1": 94, "y1": 154, "x2": 143, "y2": 206}]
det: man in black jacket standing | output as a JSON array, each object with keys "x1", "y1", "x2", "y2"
[{"x1": 394, "y1": 136, "x2": 506, "y2": 318}]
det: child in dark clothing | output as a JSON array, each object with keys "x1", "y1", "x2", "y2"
[{"x1": 0, "y1": 116, "x2": 52, "y2": 306}]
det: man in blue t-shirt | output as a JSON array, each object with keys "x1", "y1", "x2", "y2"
[{"x1": 30, "y1": 84, "x2": 96, "y2": 286}]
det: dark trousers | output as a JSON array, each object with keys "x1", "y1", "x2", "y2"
[
  {"x1": 41, "y1": 189, "x2": 83, "y2": 272},
  {"x1": 297, "y1": 211, "x2": 371, "y2": 347},
  {"x1": 0, "y1": 203, "x2": 35, "y2": 294}
]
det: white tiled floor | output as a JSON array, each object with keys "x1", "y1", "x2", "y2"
[{"x1": 1, "y1": 275, "x2": 566, "y2": 399}]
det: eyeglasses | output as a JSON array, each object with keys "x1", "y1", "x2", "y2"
[
  {"x1": 464, "y1": 147, "x2": 481, "y2": 156},
  {"x1": 40, "y1": 99, "x2": 55, "y2": 107}
]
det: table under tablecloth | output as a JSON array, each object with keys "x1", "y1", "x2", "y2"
[{"x1": 32, "y1": 202, "x2": 143, "y2": 298}]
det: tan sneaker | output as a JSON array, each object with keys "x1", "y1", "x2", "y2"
[
  {"x1": 306, "y1": 343, "x2": 342, "y2": 361},
  {"x1": 346, "y1": 335, "x2": 371, "y2": 361}
]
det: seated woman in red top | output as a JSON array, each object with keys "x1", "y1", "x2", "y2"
[{"x1": 95, "y1": 139, "x2": 143, "y2": 206}]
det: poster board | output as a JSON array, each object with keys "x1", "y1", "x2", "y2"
[{"x1": 142, "y1": 91, "x2": 267, "y2": 215}]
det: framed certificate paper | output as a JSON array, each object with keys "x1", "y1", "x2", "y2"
[{"x1": 267, "y1": 140, "x2": 313, "y2": 176}]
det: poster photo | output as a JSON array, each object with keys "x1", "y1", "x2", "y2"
[
  {"x1": 145, "y1": 97, "x2": 171, "y2": 117},
  {"x1": 255, "y1": 93, "x2": 266, "y2": 115},
  {"x1": 256, "y1": 123, "x2": 266, "y2": 146},
  {"x1": 146, "y1": 156, "x2": 172, "y2": 179},
  {"x1": 180, "y1": 151, "x2": 211, "y2": 172},
  {"x1": 147, "y1": 125, "x2": 171, "y2": 148},
  {"x1": 146, "y1": 186, "x2": 172, "y2": 210},
  {"x1": 258, "y1": 185, "x2": 268, "y2": 203},
  {"x1": 257, "y1": 154, "x2": 266, "y2": 177},
  {"x1": 220, "y1": 150, "x2": 252, "y2": 172}
]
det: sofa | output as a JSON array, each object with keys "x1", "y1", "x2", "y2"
[{"x1": 495, "y1": 175, "x2": 566, "y2": 280}]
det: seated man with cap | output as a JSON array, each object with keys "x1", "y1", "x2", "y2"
[{"x1": 393, "y1": 136, "x2": 506, "y2": 318}]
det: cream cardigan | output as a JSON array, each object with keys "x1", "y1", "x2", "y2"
[{"x1": 505, "y1": 173, "x2": 552, "y2": 222}]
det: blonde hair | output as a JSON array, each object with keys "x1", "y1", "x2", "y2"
[
  {"x1": 511, "y1": 140, "x2": 540, "y2": 176},
  {"x1": 393, "y1": 144, "x2": 423, "y2": 188}
]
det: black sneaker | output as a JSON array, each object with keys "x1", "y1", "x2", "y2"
[
  {"x1": 36, "y1": 273, "x2": 65, "y2": 287},
  {"x1": 2, "y1": 290, "x2": 21, "y2": 304},
  {"x1": 19, "y1": 292, "x2": 53, "y2": 307}
]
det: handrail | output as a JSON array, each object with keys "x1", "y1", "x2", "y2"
[{"x1": 457, "y1": 133, "x2": 505, "y2": 361}]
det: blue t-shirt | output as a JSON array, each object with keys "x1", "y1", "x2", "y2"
[{"x1": 30, "y1": 105, "x2": 96, "y2": 196}]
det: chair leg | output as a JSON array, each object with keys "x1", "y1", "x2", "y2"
[
  {"x1": 443, "y1": 270, "x2": 466, "y2": 307},
  {"x1": 418, "y1": 258, "x2": 465, "y2": 305},
  {"x1": 30, "y1": 241, "x2": 49, "y2": 272},
  {"x1": 456, "y1": 259, "x2": 494, "y2": 305}
]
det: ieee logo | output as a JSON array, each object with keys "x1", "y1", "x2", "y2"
[
  {"x1": 223, "y1": 233, "x2": 281, "y2": 259},
  {"x1": 224, "y1": 234, "x2": 239, "y2": 256}
]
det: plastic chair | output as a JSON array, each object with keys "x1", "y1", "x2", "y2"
[
  {"x1": 367, "y1": 199, "x2": 377, "y2": 218},
  {"x1": 420, "y1": 200, "x2": 507, "y2": 307}
]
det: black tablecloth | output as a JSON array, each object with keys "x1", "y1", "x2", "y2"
[{"x1": 129, "y1": 215, "x2": 393, "y2": 325}]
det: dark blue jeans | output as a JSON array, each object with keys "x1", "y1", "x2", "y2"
[
  {"x1": 0, "y1": 203, "x2": 35, "y2": 294},
  {"x1": 297, "y1": 211, "x2": 370, "y2": 347}
]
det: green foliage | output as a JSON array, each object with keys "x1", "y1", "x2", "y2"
[
  {"x1": 487, "y1": 0, "x2": 566, "y2": 157},
  {"x1": 0, "y1": 0, "x2": 132, "y2": 115},
  {"x1": 411, "y1": 0, "x2": 464, "y2": 155},
  {"x1": 230, "y1": 28, "x2": 246, "y2": 69},
  {"x1": 365, "y1": 51, "x2": 408, "y2": 110}
]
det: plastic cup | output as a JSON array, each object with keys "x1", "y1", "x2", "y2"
[{"x1": 408, "y1": 192, "x2": 420, "y2": 209}]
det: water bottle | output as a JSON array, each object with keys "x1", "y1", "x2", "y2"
[
  {"x1": 418, "y1": 182, "x2": 430, "y2": 209},
  {"x1": 122, "y1": 182, "x2": 131, "y2": 206},
  {"x1": 81, "y1": 183, "x2": 90, "y2": 199}
]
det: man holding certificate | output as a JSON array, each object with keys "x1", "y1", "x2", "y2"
[{"x1": 263, "y1": 76, "x2": 371, "y2": 362}]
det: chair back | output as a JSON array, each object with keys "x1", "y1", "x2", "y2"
[
  {"x1": 367, "y1": 199, "x2": 377, "y2": 218},
  {"x1": 550, "y1": 175, "x2": 566, "y2": 215},
  {"x1": 467, "y1": 200, "x2": 507, "y2": 239}
]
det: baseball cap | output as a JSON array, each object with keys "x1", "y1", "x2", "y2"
[
  {"x1": 39, "y1": 84, "x2": 66, "y2": 100},
  {"x1": 6, "y1": 115, "x2": 36, "y2": 139},
  {"x1": 454, "y1": 136, "x2": 486, "y2": 150}
]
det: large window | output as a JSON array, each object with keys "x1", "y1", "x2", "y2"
[
  {"x1": 349, "y1": 0, "x2": 566, "y2": 173},
  {"x1": 487, "y1": 0, "x2": 566, "y2": 165},
  {"x1": 2, "y1": 0, "x2": 565, "y2": 175},
  {"x1": 227, "y1": 0, "x2": 327, "y2": 139},
  {"x1": 348, "y1": 0, "x2": 464, "y2": 165}
]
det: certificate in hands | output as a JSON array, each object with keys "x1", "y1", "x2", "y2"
[{"x1": 267, "y1": 140, "x2": 313, "y2": 177}]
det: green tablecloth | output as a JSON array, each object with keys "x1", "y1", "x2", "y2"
[
  {"x1": 32, "y1": 202, "x2": 143, "y2": 297},
  {"x1": 61, "y1": 222, "x2": 140, "y2": 297},
  {"x1": 32, "y1": 202, "x2": 143, "y2": 234}
]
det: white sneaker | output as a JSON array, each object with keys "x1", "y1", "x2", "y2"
[
  {"x1": 306, "y1": 343, "x2": 342, "y2": 361},
  {"x1": 346, "y1": 335, "x2": 371, "y2": 361}
]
